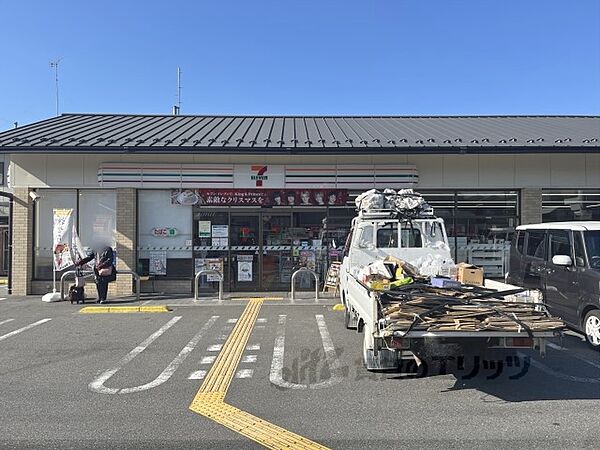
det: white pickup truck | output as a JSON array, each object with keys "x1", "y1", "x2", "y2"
[{"x1": 339, "y1": 201, "x2": 561, "y2": 371}]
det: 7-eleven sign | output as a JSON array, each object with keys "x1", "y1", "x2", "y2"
[
  {"x1": 234, "y1": 165, "x2": 284, "y2": 188},
  {"x1": 250, "y1": 165, "x2": 268, "y2": 187}
]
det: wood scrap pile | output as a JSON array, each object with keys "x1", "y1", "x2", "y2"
[{"x1": 379, "y1": 284, "x2": 564, "y2": 336}]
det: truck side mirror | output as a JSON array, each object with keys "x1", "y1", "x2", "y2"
[{"x1": 552, "y1": 255, "x2": 573, "y2": 266}]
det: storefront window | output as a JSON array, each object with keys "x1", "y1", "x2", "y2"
[
  {"x1": 34, "y1": 189, "x2": 117, "y2": 280},
  {"x1": 422, "y1": 190, "x2": 519, "y2": 277},
  {"x1": 137, "y1": 190, "x2": 192, "y2": 278},
  {"x1": 34, "y1": 190, "x2": 77, "y2": 279},
  {"x1": 79, "y1": 190, "x2": 116, "y2": 250},
  {"x1": 542, "y1": 189, "x2": 600, "y2": 222}
]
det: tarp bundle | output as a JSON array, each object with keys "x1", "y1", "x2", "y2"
[{"x1": 355, "y1": 188, "x2": 431, "y2": 218}]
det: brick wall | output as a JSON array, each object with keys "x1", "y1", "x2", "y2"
[
  {"x1": 114, "y1": 188, "x2": 137, "y2": 296},
  {"x1": 11, "y1": 188, "x2": 33, "y2": 295},
  {"x1": 521, "y1": 188, "x2": 543, "y2": 225}
]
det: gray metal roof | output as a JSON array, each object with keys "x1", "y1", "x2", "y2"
[{"x1": 0, "y1": 113, "x2": 598, "y2": 153}]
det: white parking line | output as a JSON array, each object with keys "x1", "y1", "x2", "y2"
[
  {"x1": 236, "y1": 369, "x2": 253, "y2": 378},
  {"x1": 246, "y1": 344, "x2": 260, "y2": 351},
  {"x1": 0, "y1": 318, "x2": 52, "y2": 342},
  {"x1": 547, "y1": 342, "x2": 600, "y2": 370},
  {"x1": 227, "y1": 318, "x2": 238, "y2": 324},
  {"x1": 242, "y1": 355, "x2": 257, "y2": 363},
  {"x1": 207, "y1": 344, "x2": 223, "y2": 352},
  {"x1": 188, "y1": 370, "x2": 207, "y2": 380},
  {"x1": 200, "y1": 355, "x2": 216, "y2": 364},
  {"x1": 0, "y1": 297, "x2": 7, "y2": 301},
  {"x1": 270, "y1": 314, "x2": 343, "y2": 390},
  {"x1": 0, "y1": 318, "x2": 15, "y2": 326}
]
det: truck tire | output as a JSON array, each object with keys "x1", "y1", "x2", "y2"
[{"x1": 584, "y1": 310, "x2": 600, "y2": 349}]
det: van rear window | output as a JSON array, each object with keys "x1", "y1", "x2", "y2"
[{"x1": 526, "y1": 230, "x2": 546, "y2": 259}]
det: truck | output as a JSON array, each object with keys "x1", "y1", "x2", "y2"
[{"x1": 339, "y1": 190, "x2": 563, "y2": 371}]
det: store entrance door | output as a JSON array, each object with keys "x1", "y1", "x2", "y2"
[
  {"x1": 262, "y1": 213, "x2": 293, "y2": 291},
  {"x1": 229, "y1": 214, "x2": 260, "y2": 291}
]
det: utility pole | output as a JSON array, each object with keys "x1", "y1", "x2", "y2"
[{"x1": 49, "y1": 58, "x2": 62, "y2": 116}]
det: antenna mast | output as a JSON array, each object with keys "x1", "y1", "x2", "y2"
[
  {"x1": 49, "y1": 58, "x2": 62, "y2": 116},
  {"x1": 173, "y1": 67, "x2": 181, "y2": 115}
]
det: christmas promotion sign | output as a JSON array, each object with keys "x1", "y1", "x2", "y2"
[
  {"x1": 171, "y1": 189, "x2": 348, "y2": 207},
  {"x1": 53, "y1": 208, "x2": 74, "y2": 270}
]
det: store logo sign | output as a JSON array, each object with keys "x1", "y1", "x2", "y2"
[
  {"x1": 152, "y1": 227, "x2": 178, "y2": 237},
  {"x1": 250, "y1": 165, "x2": 268, "y2": 186}
]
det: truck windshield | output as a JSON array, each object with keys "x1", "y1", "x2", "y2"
[{"x1": 584, "y1": 231, "x2": 600, "y2": 270}]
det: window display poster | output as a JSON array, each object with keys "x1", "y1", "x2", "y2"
[
  {"x1": 198, "y1": 221, "x2": 211, "y2": 237},
  {"x1": 195, "y1": 258, "x2": 223, "y2": 282},
  {"x1": 212, "y1": 224, "x2": 229, "y2": 238},
  {"x1": 237, "y1": 254, "x2": 253, "y2": 282},
  {"x1": 213, "y1": 237, "x2": 229, "y2": 246},
  {"x1": 149, "y1": 251, "x2": 167, "y2": 275},
  {"x1": 299, "y1": 250, "x2": 316, "y2": 271}
]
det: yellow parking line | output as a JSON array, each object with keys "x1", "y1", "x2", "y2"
[
  {"x1": 189, "y1": 299, "x2": 329, "y2": 450},
  {"x1": 79, "y1": 306, "x2": 171, "y2": 314}
]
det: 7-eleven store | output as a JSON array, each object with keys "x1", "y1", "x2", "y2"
[{"x1": 2, "y1": 113, "x2": 598, "y2": 296}]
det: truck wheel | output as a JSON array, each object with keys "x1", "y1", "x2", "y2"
[{"x1": 584, "y1": 310, "x2": 600, "y2": 349}]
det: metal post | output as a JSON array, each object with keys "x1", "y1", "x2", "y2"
[
  {"x1": 194, "y1": 269, "x2": 223, "y2": 301},
  {"x1": 60, "y1": 270, "x2": 94, "y2": 301},
  {"x1": 290, "y1": 267, "x2": 320, "y2": 301},
  {"x1": 60, "y1": 269, "x2": 141, "y2": 302}
]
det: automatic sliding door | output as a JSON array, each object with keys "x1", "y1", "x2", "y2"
[
  {"x1": 262, "y1": 213, "x2": 292, "y2": 291},
  {"x1": 230, "y1": 214, "x2": 260, "y2": 291}
]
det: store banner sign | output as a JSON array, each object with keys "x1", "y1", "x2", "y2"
[
  {"x1": 171, "y1": 189, "x2": 348, "y2": 206},
  {"x1": 233, "y1": 164, "x2": 285, "y2": 189},
  {"x1": 53, "y1": 208, "x2": 74, "y2": 270}
]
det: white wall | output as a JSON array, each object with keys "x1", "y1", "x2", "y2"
[{"x1": 8, "y1": 152, "x2": 598, "y2": 189}]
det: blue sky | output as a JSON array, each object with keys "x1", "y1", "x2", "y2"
[{"x1": 1, "y1": 0, "x2": 599, "y2": 129}]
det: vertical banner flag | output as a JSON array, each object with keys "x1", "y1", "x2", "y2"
[
  {"x1": 53, "y1": 208, "x2": 73, "y2": 270},
  {"x1": 71, "y1": 222, "x2": 84, "y2": 263}
]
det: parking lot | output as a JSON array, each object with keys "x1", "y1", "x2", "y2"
[{"x1": 0, "y1": 295, "x2": 598, "y2": 449}]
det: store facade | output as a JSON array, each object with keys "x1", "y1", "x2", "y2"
[{"x1": 1, "y1": 114, "x2": 598, "y2": 295}]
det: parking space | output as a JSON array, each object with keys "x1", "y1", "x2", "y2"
[{"x1": 0, "y1": 297, "x2": 598, "y2": 448}]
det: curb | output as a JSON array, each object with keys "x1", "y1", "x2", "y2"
[{"x1": 79, "y1": 306, "x2": 171, "y2": 314}]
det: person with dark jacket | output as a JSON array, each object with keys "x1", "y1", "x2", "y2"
[{"x1": 77, "y1": 246, "x2": 116, "y2": 303}]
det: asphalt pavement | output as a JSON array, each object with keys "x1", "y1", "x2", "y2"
[{"x1": 0, "y1": 294, "x2": 598, "y2": 449}]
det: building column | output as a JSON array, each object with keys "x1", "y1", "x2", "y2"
[
  {"x1": 11, "y1": 187, "x2": 33, "y2": 295},
  {"x1": 113, "y1": 188, "x2": 136, "y2": 296},
  {"x1": 521, "y1": 188, "x2": 543, "y2": 225}
]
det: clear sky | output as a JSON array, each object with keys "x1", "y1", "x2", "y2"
[{"x1": 1, "y1": 0, "x2": 599, "y2": 130}]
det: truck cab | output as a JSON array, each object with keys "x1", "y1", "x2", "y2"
[{"x1": 341, "y1": 212, "x2": 453, "y2": 294}]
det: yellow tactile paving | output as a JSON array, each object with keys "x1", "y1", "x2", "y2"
[{"x1": 189, "y1": 299, "x2": 329, "y2": 450}]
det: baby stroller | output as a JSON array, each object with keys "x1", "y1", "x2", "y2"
[{"x1": 69, "y1": 264, "x2": 86, "y2": 304}]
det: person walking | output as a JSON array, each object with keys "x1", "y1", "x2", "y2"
[{"x1": 77, "y1": 246, "x2": 116, "y2": 303}]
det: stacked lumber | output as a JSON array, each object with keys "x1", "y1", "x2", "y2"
[{"x1": 379, "y1": 285, "x2": 564, "y2": 336}]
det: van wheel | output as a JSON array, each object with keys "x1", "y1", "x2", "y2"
[{"x1": 584, "y1": 310, "x2": 600, "y2": 349}]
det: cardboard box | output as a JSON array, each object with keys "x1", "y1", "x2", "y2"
[
  {"x1": 457, "y1": 263, "x2": 484, "y2": 286},
  {"x1": 431, "y1": 277, "x2": 462, "y2": 289}
]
